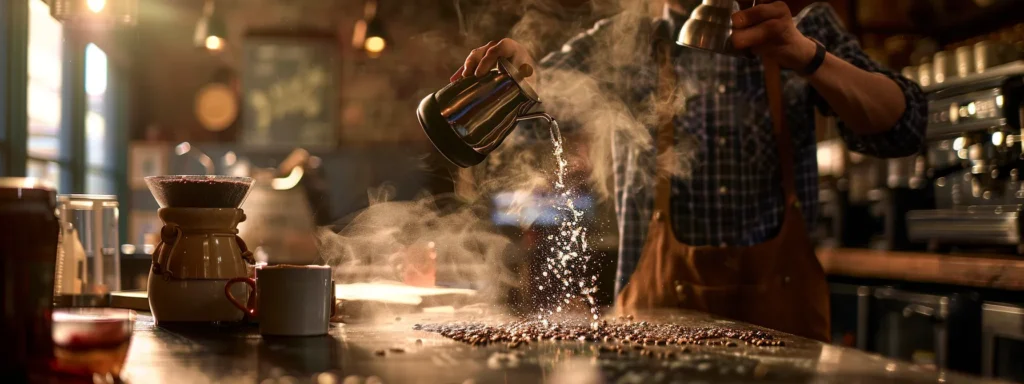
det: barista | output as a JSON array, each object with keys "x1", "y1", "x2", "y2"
[{"x1": 451, "y1": 0, "x2": 926, "y2": 342}]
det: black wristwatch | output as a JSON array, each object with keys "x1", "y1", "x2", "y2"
[{"x1": 799, "y1": 40, "x2": 827, "y2": 76}]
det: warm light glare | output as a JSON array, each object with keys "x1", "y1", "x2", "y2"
[
  {"x1": 996, "y1": 95, "x2": 1004, "y2": 107},
  {"x1": 952, "y1": 137, "x2": 965, "y2": 151},
  {"x1": 365, "y1": 36, "x2": 386, "y2": 53},
  {"x1": 967, "y1": 102, "x2": 977, "y2": 115},
  {"x1": 87, "y1": 0, "x2": 106, "y2": 13},
  {"x1": 271, "y1": 166, "x2": 304, "y2": 191},
  {"x1": 205, "y1": 36, "x2": 223, "y2": 51},
  {"x1": 175, "y1": 142, "x2": 192, "y2": 156},
  {"x1": 85, "y1": 44, "x2": 107, "y2": 96},
  {"x1": 992, "y1": 131, "x2": 1004, "y2": 146}
]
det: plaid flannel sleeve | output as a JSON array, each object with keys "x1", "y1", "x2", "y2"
[{"x1": 797, "y1": 3, "x2": 928, "y2": 159}]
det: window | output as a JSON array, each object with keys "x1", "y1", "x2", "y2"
[
  {"x1": 26, "y1": 0, "x2": 64, "y2": 189},
  {"x1": 25, "y1": 2, "x2": 119, "y2": 195},
  {"x1": 85, "y1": 43, "x2": 115, "y2": 195}
]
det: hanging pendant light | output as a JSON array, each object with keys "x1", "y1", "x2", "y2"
[
  {"x1": 46, "y1": 0, "x2": 138, "y2": 26},
  {"x1": 352, "y1": 0, "x2": 390, "y2": 58},
  {"x1": 194, "y1": 0, "x2": 228, "y2": 52}
]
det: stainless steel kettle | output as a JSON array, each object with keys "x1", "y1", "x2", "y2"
[
  {"x1": 676, "y1": 0, "x2": 757, "y2": 57},
  {"x1": 417, "y1": 58, "x2": 553, "y2": 168}
]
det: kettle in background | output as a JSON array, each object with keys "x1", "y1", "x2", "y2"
[{"x1": 237, "y1": 149, "x2": 319, "y2": 265}]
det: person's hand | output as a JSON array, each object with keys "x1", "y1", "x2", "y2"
[
  {"x1": 450, "y1": 38, "x2": 538, "y2": 83},
  {"x1": 731, "y1": 1, "x2": 819, "y2": 72}
]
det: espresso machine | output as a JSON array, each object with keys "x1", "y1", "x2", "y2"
[{"x1": 906, "y1": 60, "x2": 1024, "y2": 254}]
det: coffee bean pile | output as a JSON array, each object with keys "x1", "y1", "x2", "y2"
[{"x1": 413, "y1": 317, "x2": 784, "y2": 349}]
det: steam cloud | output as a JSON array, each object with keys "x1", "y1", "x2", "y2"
[
  {"x1": 492, "y1": 0, "x2": 698, "y2": 202},
  {"x1": 317, "y1": 188, "x2": 521, "y2": 301},
  {"x1": 316, "y1": 0, "x2": 700, "y2": 317}
]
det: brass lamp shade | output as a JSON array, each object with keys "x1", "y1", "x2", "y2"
[{"x1": 46, "y1": 0, "x2": 138, "y2": 26}]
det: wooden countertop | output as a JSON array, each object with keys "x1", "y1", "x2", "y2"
[
  {"x1": 817, "y1": 248, "x2": 1024, "y2": 291},
  {"x1": 118, "y1": 311, "x2": 998, "y2": 383}
]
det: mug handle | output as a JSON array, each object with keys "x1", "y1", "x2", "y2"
[{"x1": 225, "y1": 277, "x2": 257, "y2": 317}]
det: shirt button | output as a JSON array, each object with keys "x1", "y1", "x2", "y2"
[
  {"x1": 719, "y1": 186, "x2": 728, "y2": 195},
  {"x1": 718, "y1": 137, "x2": 727, "y2": 146},
  {"x1": 718, "y1": 84, "x2": 727, "y2": 94}
]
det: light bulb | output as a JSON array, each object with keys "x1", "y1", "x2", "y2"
[
  {"x1": 205, "y1": 36, "x2": 223, "y2": 51},
  {"x1": 365, "y1": 37, "x2": 386, "y2": 54},
  {"x1": 87, "y1": 0, "x2": 106, "y2": 13}
]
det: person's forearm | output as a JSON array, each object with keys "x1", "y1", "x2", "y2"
[{"x1": 805, "y1": 52, "x2": 907, "y2": 135}]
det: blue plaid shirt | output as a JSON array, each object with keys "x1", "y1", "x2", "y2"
[{"x1": 533, "y1": 3, "x2": 927, "y2": 293}]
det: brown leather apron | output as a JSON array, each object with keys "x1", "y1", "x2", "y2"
[{"x1": 614, "y1": 41, "x2": 831, "y2": 343}]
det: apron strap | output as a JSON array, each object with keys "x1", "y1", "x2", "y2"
[
  {"x1": 761, "y1": 60, "x2": 799, "y2": 204},
  {"x1": 653, "y1": 40, "x2": 678, "y2": 214}
]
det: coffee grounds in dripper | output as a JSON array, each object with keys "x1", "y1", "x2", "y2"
[{"x1": 145, "y1": 176, "x2": 254, "y2": 208}]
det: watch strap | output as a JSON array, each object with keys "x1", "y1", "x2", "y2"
[{"x1": 800, "y1": 40, "x2": 827, "y2": 76}]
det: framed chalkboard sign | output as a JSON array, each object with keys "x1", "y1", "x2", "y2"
[{"x1": 241, "y1": 34, "x2": 338, "y2": 148}]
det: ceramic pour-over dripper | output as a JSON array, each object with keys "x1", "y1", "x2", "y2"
[{"x1": 144, "y1": 175, "x2": 256, "y2": 280}]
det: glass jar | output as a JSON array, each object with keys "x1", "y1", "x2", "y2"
[{"x1": 54, "y1": 194, "x2": 120, "y2": 307}]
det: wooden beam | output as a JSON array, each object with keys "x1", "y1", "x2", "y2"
[{"x1": 818, "y1": 247, "x2": 1024, "y2": 291}]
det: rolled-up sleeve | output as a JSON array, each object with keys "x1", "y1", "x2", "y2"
[{"x1": 797, "y1": 3, "x2": 928, "y2": 159}]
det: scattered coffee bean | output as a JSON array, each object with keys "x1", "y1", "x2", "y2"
[
  {"x1": 374, "y1": 350, "x2": 386, "y2": 357},
  {"x1": 412, "y1": 320, "x2": 784, "y2": 351},
  {"x1": 389, "y1": 348, "x2": 405, "y2": 353},
  {"x1": 415, "y1": 339, "x2": 423, "y2": 346}
]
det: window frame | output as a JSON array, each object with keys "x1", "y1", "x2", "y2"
[
  {"x1": 15, "y1": 0, "x2": 129, "y2": 243},
  {"x1": 0, "y1": 0, "x2": 29, "y2": 177}
]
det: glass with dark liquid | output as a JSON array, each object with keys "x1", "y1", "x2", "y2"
[
  {"x1": 50, "y1": 308, "x2": 134, "y2": 381},
  {"x1": 0, "y1": 178, "x2": 59, "y2": 382}
]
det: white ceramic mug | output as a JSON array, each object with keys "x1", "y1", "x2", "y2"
[{"x1": 224, "y1": 264, "x2": 334, "y2": 336}]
